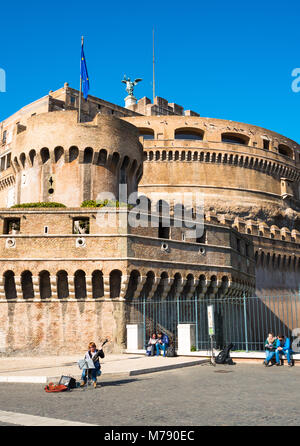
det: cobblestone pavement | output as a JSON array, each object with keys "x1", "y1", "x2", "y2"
[{"x1": 0, "y1": 363, "x2": 299, "y2": 426}]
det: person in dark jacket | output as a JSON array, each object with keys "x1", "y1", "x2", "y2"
[
  {"x1": 275, "y1": 334, "x2": 293, "y2": 367},
  {"x1": 80, "y1": 342, "x2": 103, "y2": 388},
  {"x1": 155, "y1": 332, "x2": 169, "y2": 357}
]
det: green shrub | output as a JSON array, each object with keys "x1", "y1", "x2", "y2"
[
  {"x1": 191, "y1": 345, "x2": 197, "y2": 352},
  {"x1": 11, "y1": 202, "x2": 66, "y2": 208},
  {"x1": 81, "y1": 200, "x2": 99, "y2": 208},
  {"x1": 81, "y1": 199, "x2": 133, "y2": 209}
]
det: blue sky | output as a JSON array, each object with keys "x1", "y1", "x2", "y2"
[{"x1": 1, "y1": 0, "x2": 300, "y2": 142}]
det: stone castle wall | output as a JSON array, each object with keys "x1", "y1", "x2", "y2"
[
  {"x1": 0, "y1": 208, "x2": 256, "y2": 354},
  {"x1": 0, "y1": 96, "x2": 300, "y2": 353},
  {"x1": 0, "y1": 300, "x2": 124, "y2": 355},
  {"x1": 0, "y1": 208, "x2": 299, "y2": 354}
]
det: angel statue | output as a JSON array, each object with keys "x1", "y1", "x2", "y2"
[{"x1": 122, "y1": 75, "x2": 142, "y2": 97}]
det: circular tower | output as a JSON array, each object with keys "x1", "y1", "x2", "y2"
[
  {"x1": 124, "y1": 115, "x2": 300, "y2": 228},
  {"x1": 10, "y1": 111, "x2": 143, "y2": 207}
]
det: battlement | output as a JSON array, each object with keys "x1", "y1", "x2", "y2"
[
  {"x1": 125, "y1": 95, "x2": 200, "y2": 117},
  {"x1": 204, "y1": 211, "x2": 300, "y2": 275},
  {"x1": 204, "y1": 211, "x2": 300, "y2": 243}
]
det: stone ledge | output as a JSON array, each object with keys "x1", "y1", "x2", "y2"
[{"x1": 126, "y1": 349, "x2": 300, "y2": 361}]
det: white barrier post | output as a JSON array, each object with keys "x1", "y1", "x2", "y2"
[
  {"x1": 126, "y1": 324, "x2": 144, "y2": 351},
  {"x1": 177, "y1": 324, "x2": 196, "y2": 355}
]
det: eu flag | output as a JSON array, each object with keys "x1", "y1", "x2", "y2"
[{"x1": 81, "y1": 44, "x2": 90, "y2": 100}]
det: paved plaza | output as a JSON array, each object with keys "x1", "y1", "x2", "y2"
[{"x1": 0, "y1": 363, "x2": 299, "y2": 426}]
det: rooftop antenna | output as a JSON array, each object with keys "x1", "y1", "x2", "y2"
[{"x1": 153, "y1": 27, "x2": 155, "y2": 103}]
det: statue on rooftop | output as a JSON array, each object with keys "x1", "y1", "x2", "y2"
[{"x1": 122, "y1": 75, "x2": 142, "y2": 97}]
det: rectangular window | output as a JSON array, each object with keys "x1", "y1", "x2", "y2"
[
  {"x1": 236, "y1": 238, "x2": 241, "y2": 253},
  {"x1": 73, "y1": 217, "x2": 90, "y2": 234},
  {"x1": 0, "y1": 157, "x2": 5, "y2": 172},
  {"x1": 120, "y1": 168, "x2": 127, "y2": 185},
  {"x1": 196, "y1": 229, "x2": 206, "y2": 244},
  {"x1": 245, "y1": 243, "x2": 249, "y2": 257},
  {"x1": 3, "y1": 218, "x2": 20, "y2": 235},
  {"x1": 263, "y1": 139, "x2": 270, "y2": 150},
  {"x1": 6, "y1": 153, "x2": 11, "y2": 169},
  {"x1": 44, "y1": 226, "x2": 49, "y2": 234},
  {"x1": 2, "y1": 130, "x2": 7, "y2": 144},
  {"x1": 158, "y1": 222, "x2": 169, "y2": 239}
]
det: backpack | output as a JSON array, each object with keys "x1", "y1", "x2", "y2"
[
  {"x1": 215, "y1": 343, "x2": 234, "y2": 364},
  {"x1": 166, "y1": 344, "x2": 176, "y2": 357}
]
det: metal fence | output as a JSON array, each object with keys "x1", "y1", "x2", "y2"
[{"x1": 126, "y1": 294, "x2": 300, "y2": 352}]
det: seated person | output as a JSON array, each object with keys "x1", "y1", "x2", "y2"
[
  {"x1": 264, "y1": 332, "x2": 277, "y2": 366},
  {"x1": 275, "y1": 334, "x2": 293, "y2": 367},
  {"x1": 146, "y1": 333, "x2": 158, "y2": 356},
  {"x1": 155, "y1": 332, "x2": 169, "y2": 357},
  {"x1": 80, "y1": 341, "x2": 102, "y2": 388}
]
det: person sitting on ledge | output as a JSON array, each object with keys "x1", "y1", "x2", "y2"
[
  {"x1": 155, "y1": 332, "x2": 169, "y2": 357},
  {"x1": 80, "y1": 342, "x2": 103, "y2": 388},
  {"x1": 146, "y1": 333, "x2": 158, "y2": 356},
  {"x1": 263, "y1": 332, "x2": 277, "y2": 367},
  {"x1": 275, "y1": 334, "x2": 294, "y2": 367}
]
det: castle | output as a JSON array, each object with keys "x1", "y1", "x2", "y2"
[{"x1": 0, "y1": 82, "x2": 299, "y2": 354}]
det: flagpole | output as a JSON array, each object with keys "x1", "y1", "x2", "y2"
[
  {"x1": 152, "y1": 28, "x2": 155, "y2": 103},
  {"x1": 78, "y1": 35, "x2": 84, "y2": 123}
]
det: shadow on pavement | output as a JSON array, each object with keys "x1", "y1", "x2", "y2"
[{"x1": 99, "y1": 378, "x2": 142, "y2": 387}]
